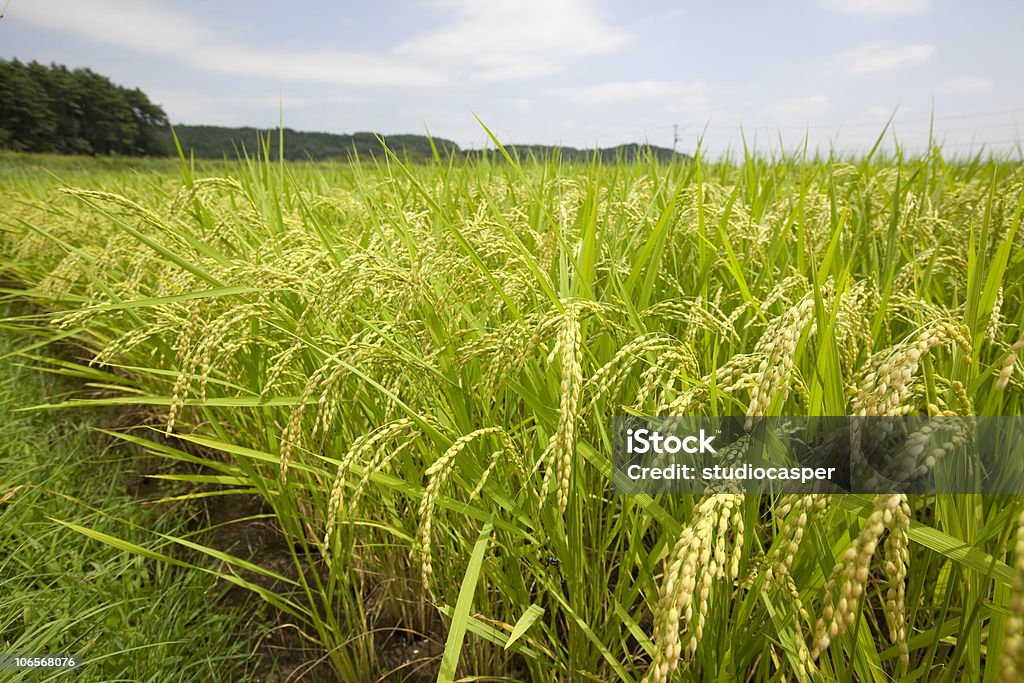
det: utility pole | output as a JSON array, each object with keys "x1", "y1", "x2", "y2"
[{"x1": 673, "y1": 124, "x2": 679, "y2": 152}]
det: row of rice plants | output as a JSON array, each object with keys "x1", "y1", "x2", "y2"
[{"x1": 1, "y1": 143, "x2": 1022, "y2": 681}]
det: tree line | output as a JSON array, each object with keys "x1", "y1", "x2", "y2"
[
  {"x1": 0, "y1": 59, "x2": 169, "y2": 156},
  {"x1": 1, "y1": 59, "x2": 688, "y2": 163}
]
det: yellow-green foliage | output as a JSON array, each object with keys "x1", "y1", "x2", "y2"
[{"x1": 2, "y1": 148, "x2": 1023, "y2": 681}]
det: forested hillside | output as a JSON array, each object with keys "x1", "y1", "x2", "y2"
[
  {"x1": 163, "y1": 125, "x2": 461, "y2": 162},
  {"x1": 167, "y1": 125, "x2": 688, "y2": 163}
]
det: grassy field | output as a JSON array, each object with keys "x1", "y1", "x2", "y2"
[
  {"x1": 1, "y1": 140, "x2": 1022, "y2": 682},
  {"x1": 0, "y1": 301, "x2": 260, "y2": 682}
]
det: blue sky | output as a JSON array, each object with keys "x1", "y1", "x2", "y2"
[{"x1": 3, "y1": 0, "x2": 1022, "y2": 155}]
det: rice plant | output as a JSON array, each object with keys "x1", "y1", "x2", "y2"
[{"x1": 1, "y1": 137, "x2": 1022, "y2": 681}]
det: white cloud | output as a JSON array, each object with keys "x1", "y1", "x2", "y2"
[
  {"x1": 395, "y1": 0, "x2": 630, "y2": 82},
  {"x1": 936, "y1": 76, "x2": 994, "y2": 95},
  {"x1": 764, "y1": 95, "x2": 831, "y2": 120},
  {"x1": 14, "y1": 0, "x2": 446, "y2": 86},
  {"x1": 146, "y1": 88, "x2": 367, "y2": 122},
  {"x1": 556, "y1": 79, "x2": 698, "y2": 101},
  {"x1": 15, "y1": 0, "x2": 629, "y2": 86},
  {"x1": 550, "y1": 80, "x2": 716, "y2": 114},
  {"x1": 821, "y1": 0, "x2": 930, "y2": 14},
  {"x1": 12, "y1": 0, "x2": 201, "y2": 54},
  {"x1": 833, "y1": 42, "x2": 935, "y2": 74},
  {"x1": 865, "y1": 105, "x2": 899, "y2": 119},
  {"x1": 503, "y1": 97, "x2": 534, "y2": 113}
]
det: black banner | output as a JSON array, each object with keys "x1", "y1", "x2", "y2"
[{"x1": 612, "y1": 416, "x2": 1022, "y2": 494}]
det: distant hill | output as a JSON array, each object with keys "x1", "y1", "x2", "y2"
[
  {"x1": 165, "y1": 125, "x2": 689, "y2": 163},
  {"x1": 466, "y1": 142, "x2": 686, "y2": 164},
  {"x1": 163, "y1": 125, "x2": 458, "y2": 162}
]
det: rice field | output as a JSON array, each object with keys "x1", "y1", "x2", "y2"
[{"x1": 1, "y1": 140, "x2": 1023, "y2": 682}]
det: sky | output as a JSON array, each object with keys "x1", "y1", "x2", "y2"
[{"x1": 3, "y1": 0, "x2": 1023, "y2": 156}]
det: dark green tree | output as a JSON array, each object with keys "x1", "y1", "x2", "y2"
[
  {"x1": 0, "y1": 59, "x2": 58, "y2": 151},
  {"x1": 0, "y1": 59, "x2": 169, "y2": 156}
]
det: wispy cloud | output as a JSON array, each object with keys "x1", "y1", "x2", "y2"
[
  {"x1": 833, "y1": 42, "x2": 935, "y2": 74},
  {"x1": 763, "y1": 95, "x2": 830, "y2": 120},
  {"x1": 395, "y1": 0, "x2": 630, "y2": 82},
  {"x1": 865, "y1": 105, "x2": 903, "y2": 119},
  {"x1": 821, "y1": 0, "x2": 930, "y2": 15},
  {"x1": 553, "y1": 79, "x2": 707, "y2": 102},
  {"x1": 936, "y1": 76, "x2": 994, "y2": 95},
  {"x1": 16, "y1": 0, "x2": 629, "y2": 86},
  {"x1": 14, "y1": 0, "x2": 446, "y2": 86},
  {"x1": 145, "y1": 88, "x2": 367, "y2": 123}
]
